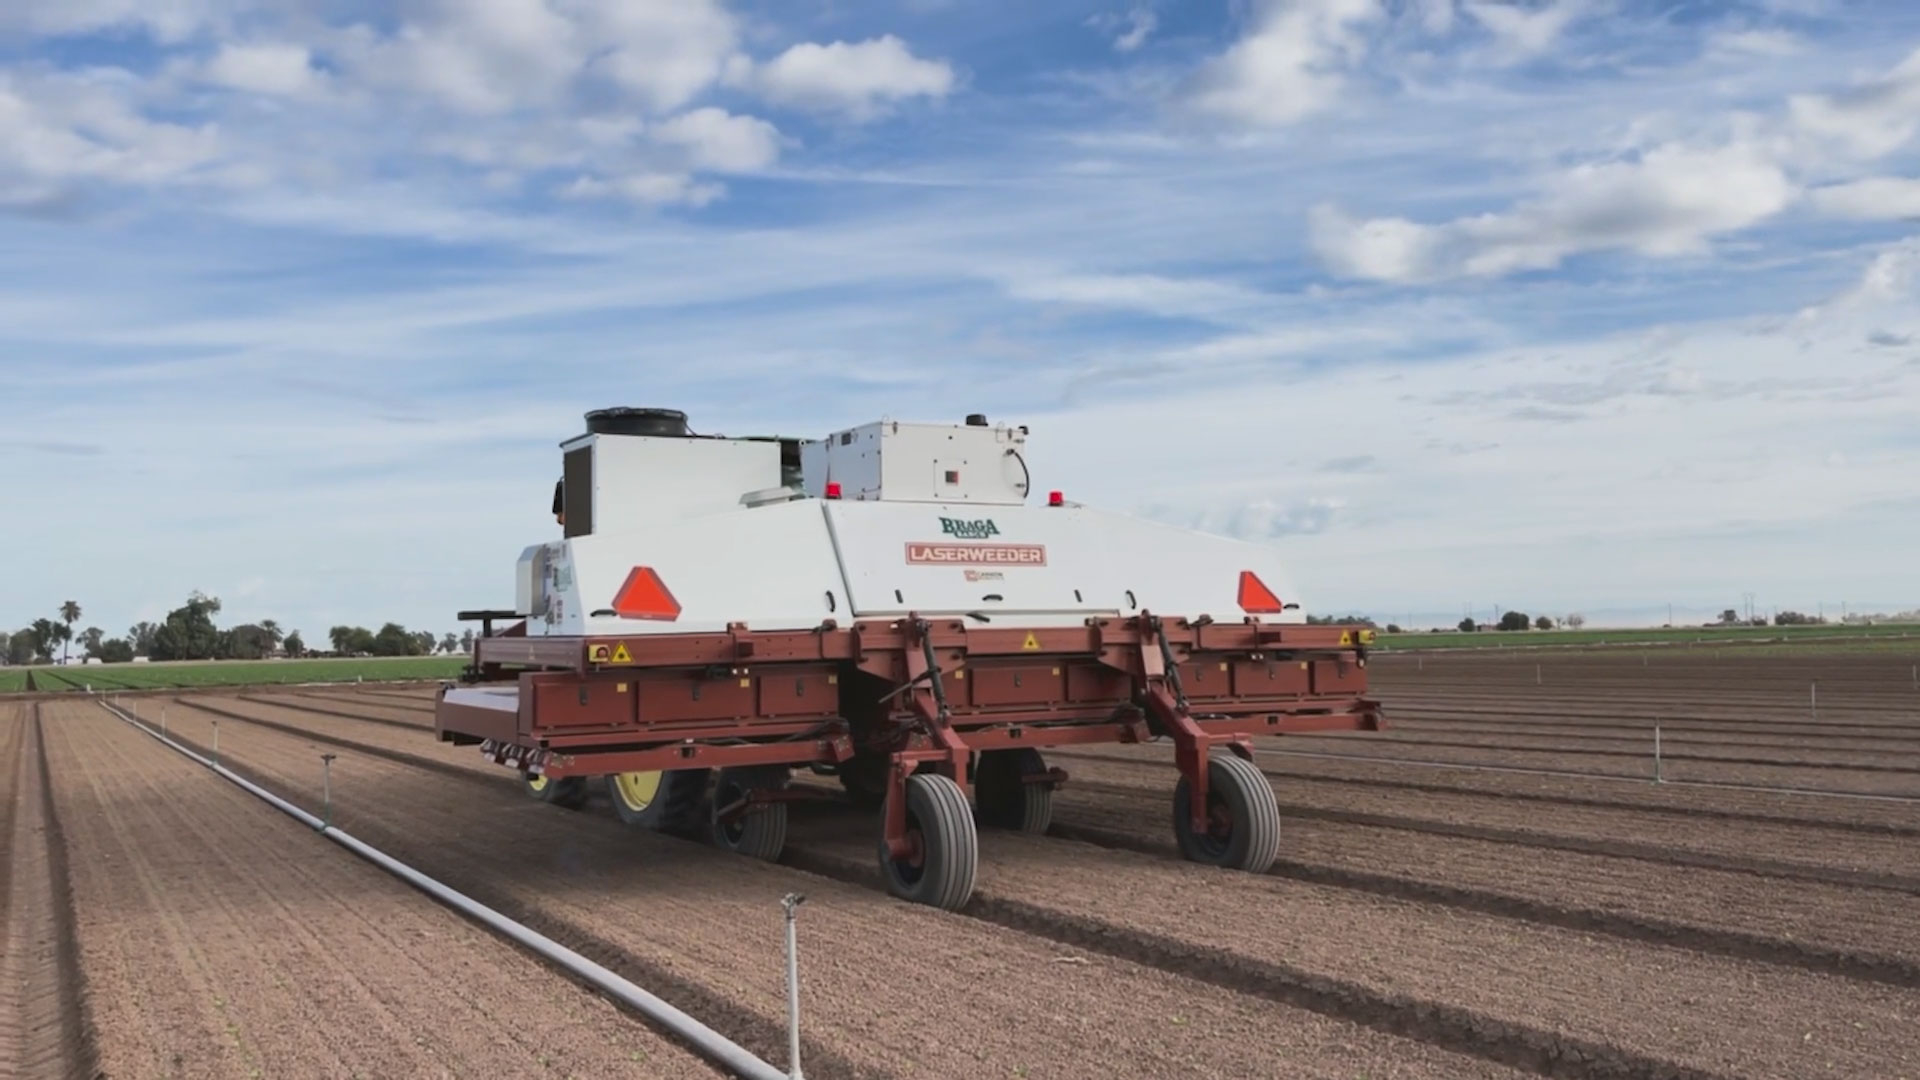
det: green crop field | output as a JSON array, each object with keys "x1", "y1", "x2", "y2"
[
  {"x1": 1374, "y1": 622, "x2": 1920, "y2": 652},
  {"x1": 0, "y1": 656, "x2": 467, "y2": 693}
]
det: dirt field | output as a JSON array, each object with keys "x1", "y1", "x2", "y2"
[{"x1": 6, "y1": 648, "x2": 1920, "y2": 1078}]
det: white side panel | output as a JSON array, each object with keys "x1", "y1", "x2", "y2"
[
  {"x1": 591, "y1": 435, "x2": 782, "y2": 531},
  {"x1": 538, "y1": 501, "x2": 848, "y2": 636},
  {"x1": 825, "y1": 502, "x2": 1308, "y2": 626}
]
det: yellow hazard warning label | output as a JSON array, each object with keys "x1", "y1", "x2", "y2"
[
  {"x1": 1338, "y1": 631, "x2": 1352, "y2": 645},
  {"x1": 588, "y1": 644, "x2": 610, "y2": 663},
  {"x1": 1022, "y1": 632, "x2": 1041, "y2": 651},
  {"x1": 610, "y1": 642, "x2": 632, "y2": 664}
]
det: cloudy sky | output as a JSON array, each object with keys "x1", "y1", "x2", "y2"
[{"x1": 2, "y1": 0, "x2": 1917, "y2": 642}]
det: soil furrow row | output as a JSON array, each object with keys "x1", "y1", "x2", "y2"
[
  {"x1": 0, "y1": 706, "x2": 98, "y2": 1080},
  {"x1": 153, "y1": 698, "x2": 1515, "y2": 1079}
]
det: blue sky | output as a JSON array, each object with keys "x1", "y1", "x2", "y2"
[{"x1": 2, "y1": 0, "x2": 1918, "y2": 642}]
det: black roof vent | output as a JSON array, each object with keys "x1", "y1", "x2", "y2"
[
  {"x1": 964, "y1": 413, "x2": 989, "y2": 427},
  {"x1": 586, "y1": 407, "x2": 691, "y2": 438}
]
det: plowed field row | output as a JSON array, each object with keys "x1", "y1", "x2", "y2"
[
  {"x1": 28, "y1": 703, "x2": 725, "y2": 1080},
  {"x1": 158, "y1": 693, "x2": 1920, "y2": 1079},
  {"x1": 136, "y1": 697, "x2": 1522, "y2": 1080}
]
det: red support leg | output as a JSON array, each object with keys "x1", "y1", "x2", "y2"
[
  {"x1": 1137, "y1": 614, "x2": 1251, "y2": 835},
  {"x1": 883, "y1": 618, "x2": 973, "y2": 861}
]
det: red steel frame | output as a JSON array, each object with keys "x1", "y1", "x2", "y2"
[{"x1": 435, "y1": 613, "x2": 1383, "y2": 854}]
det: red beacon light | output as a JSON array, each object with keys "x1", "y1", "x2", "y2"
[
  {"x1": 824, "y1": 482, "x2": 842, "y2": 500},
  {"x1": 1047, "y1": 490, "x2": 1064, "y2": 507}
]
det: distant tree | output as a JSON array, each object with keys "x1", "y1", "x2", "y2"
[
  {"x1": 460, "y1": 629, "x2": 475, "y2": 653},
  {"x1": 440, "y1": 632, "x2": 459, "y2": 654},
  {"x1": 128, "y1": 621, "x2": 159, "y2": 656},
  {"x1": 1457, "y1": 617, "x2": 1477, "y2": 632},
  {"x1": 284, "y1": 631, "x2": 306, "y2": 657},
  {"x1": 329, "y1": 625, "x2": 377, "y2": 655},
  {"x1": 1719, "y1": 609, "x2": 1739, "y2": 625},
  {"x1": 222, "y1": 624, "x2": 276, "y2": 660},
  {"x1": 80, "y1": 626, "x2": 105, "y2": 657},
  {"x1": 149, "y1": 592, "x2": 223, "y2": 661},
  {"x1": 28, "y1": 619, "x2": 59, "y2": 663},
  {"x1": 1565, "y1": 613, "x2": 1585, "y2": 630},
  {"x1": 373, "y1": 623, "x2": 423, "y2": 657},
  {"x1": 259, "y1": 619, "x2": 284, "y2": 651},
  {"x1": 413, "y1": 630, "x2": 437, "y2": 655},
  {"x1": 1385, "y1": 623, "x2": 1403, "y2": 634},
  {"x1": 1497, "y1": 611, "x2": 1531, "y2": 632},
  {"x1": 1533, "y1": 615, "x2": 1554, "y2": 631},
  {"x1": 96, "y1": 638, "x2": 135, "y2": 664},
  {"x1": 58, "y1": 600, "x2": 80, "y2": 663},
  {"x1": 7, "y1": 629, "x2": 37, "y2": 666},
  {"x1": 1774, "y1": 611, "x2": 1825, "y2": 626},
  {"x1": 47, "y1": 621, "x2": 72, "y2": 661}
]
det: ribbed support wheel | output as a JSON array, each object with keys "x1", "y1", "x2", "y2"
[
  {"x1": 879, "y1": 773, "x2": 977, "y2": 911},
  {"x1": 973, "y1": 748, "x2": 1053, "y2": 833},
  {"x1": 606, "y1": 769, "x2": 708, "y2": 832},
  {"x1": 1172, "y1": 754, "x2": 1281, "y2": 873},
  {"x1": 709, "y1": 766, "x2": 790, "y2": 861},
  {"x1": 522, "y1": 772, "x2": 589, "y2": 809}
]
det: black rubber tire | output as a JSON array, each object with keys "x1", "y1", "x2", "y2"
[
  {"x1": 523, "y1": 772, "x2": 589, "y2": 810},
  {"x1": 878, "y1": 773, "x2": 977, "y2": 911},
  {"x1": 605, "y1": 769, "x2": 709, "y2": 832},
  {"x1": 709, "y1": 766, "x2": 790, "y2": 862},
  {"x1": 1171, "y1": 754, "x2": 1281, "y2": 873},
  {"x1": 972, "y1": 748, "x2": 1053, "y2": 833}
]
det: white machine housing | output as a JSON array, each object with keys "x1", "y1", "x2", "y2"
[
  {"x1": 514, "y1": 416, "x2": 1308, "y2": 637},
  {"x1": 798, "y1": 420, "x2": 1029, "y2": 504}
]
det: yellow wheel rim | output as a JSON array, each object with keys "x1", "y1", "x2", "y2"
[
  {"x1": 526, "y1": 774, "x2": 550, "y2": 793},
  {"x1": 611, "y1": 771, "x2": 663, "y2": 810}
]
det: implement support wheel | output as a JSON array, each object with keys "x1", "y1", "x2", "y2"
[
  {"x1": 879, "y1": 773, "x2": 977, "y2": 911},
  {"x1": 606, "y1": 769, "x2": 708, "y2": 832},
  {"x1": 709, "y1": 766, "x2": 790, "y2": 862},
  {"x1": 1172, "y1": 755, "x2": 1281, "y2": 873},
  {"x1": 973, "y1": 748, "x2": 1053, "y2": 833},
  {"x1": 522, "y1": 771, "x2": 589, "y2": 809}
]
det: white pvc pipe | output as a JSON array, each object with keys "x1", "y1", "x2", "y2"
[{"x1": 101, "y1": 701, "x2": 787, "y2": 1080}]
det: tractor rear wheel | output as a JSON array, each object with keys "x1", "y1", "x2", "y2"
[
  {"x1": 1171, "y1": 754, "x2": 1280, "y2": 873},
  {"x1": 523, "y1": 771, "x2": 589, "y2": 809},
  {"x1": 606, "y1": 769, "x2": 708, "y2": 832},
  {"x1": 709, "y1": 766, "x2": 790, "y2": 861},
  {"x1": 973, "y1": 748, "x2": 1053, "y2": 833},
  {"x1": 878, "y1": 773, "x2": 977, "y2": 911}
]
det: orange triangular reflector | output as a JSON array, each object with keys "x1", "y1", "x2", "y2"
[
  {"x1": 1237, "y1": 571, "x2": 1283, "y2": 614},
  {"x1": 611, "y1": 566, "x2": 681, "y2": 621}
]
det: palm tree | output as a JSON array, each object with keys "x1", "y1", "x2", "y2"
[
  {"x1": 260, "y1": 619, "x2": 283, "y2": 653},
  {"x1": 58, "y1": 601, "x2": 80, "y2": 663}
]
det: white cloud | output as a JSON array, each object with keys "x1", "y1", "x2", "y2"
[
  {"x1": 560, "y1": 172, "x2": 722, "y2": 207},
  {"x1": 1411, "y1": 0, "x2": 1457, "y2": 35},
  {"x1": 1088, "y1": 7, "x2": 1158, "y2": 53},
  {"x1": 1463, "y1": 0, "x2": 1594, "y2": 62},
  {"x1": 1312, "y1": 138, "x2": 1796, "y2": 282},
  {"x1": 1187, "y1": 0, "x2": 1383, "y2": 128},
  {"x1": 0, "y1": 0, "x2": 226, "y2": 43},
  {"x1": 1809, "y1": 177, "x2": 1920, "y2": 221},
  {"x1": 202, "y1": 43, "x2": 322, "y2": 97},
  {"x1": 0, "y1": 71, "x2": 219, "y2": 196},
  {"x1": 652, "y1": 108, "x2": 780, "y2": 173},
  {"x1": 1787, "y1": 47, "x2": 1920, "y2": 160},
  {"x1": 743, "y1": 36, "x2": 955, "y2": 120},
  {"x1": 1707, "y1": 29, "x2": 1801, "y2": 59}
]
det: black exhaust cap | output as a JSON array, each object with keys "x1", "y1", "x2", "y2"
[{"x1": 586, "y1": 407, "x2": 691, "y2": 437}]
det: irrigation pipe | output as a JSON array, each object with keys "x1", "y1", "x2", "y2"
[
  {"x1": 1265, "y1": 747, "x2": 1920, "y2": 804},
  {"x1": 97, "y1": 700, "x2": 788, "y2": 1080}
]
